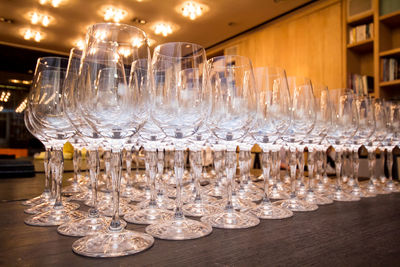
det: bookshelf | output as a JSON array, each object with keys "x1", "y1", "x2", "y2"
[{"x1": 344, "y1": 0, "x2": 400, "y2": 99}]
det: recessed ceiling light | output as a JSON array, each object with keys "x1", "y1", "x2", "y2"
[
  {"x1": 0, "y1": 106, "x2": 3, "y2": 112},
  {"x1": 27, "y1": 12, "x2": 53, "y2": 27},
  {"x1": 101, "y1": 6, "x2": 128, "y2": 23},
  {"x1": 0, "y1": 17, "x2": 14, "y2": 24},
  {"x1": 39, "y1": 0, "x2": 64, "y2": 8},
  {"x1": 74, "y1": 39, "x2": 85, "y2": 50},
  {"x1": 178, "y1": 1, "x2": 208, "y2": 20},
  {"x1": 0, "y1": 91, "x2": 11, "y2": 102},
  {"x1": 16, "y1": 98, "x2": 28, "y2": 113},
  {"x1": 132, "y1": 17, "x2": 147, "y2": 25},
  {"x1": 153, "y1": 23, "x2": 173, "y2": 37},
  {"x1": 21, "y1": 28, "x2": 44, "y2": 42}
]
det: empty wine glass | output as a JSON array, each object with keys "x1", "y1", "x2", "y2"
[
  {"x1": 326, "y1": 89, "x2": 360, "y2": 202},
  {"x1": 25, "y1": 57, "x2": 84, "y2": 226},
  {"x1": 145, "y1": 42, "x2": 213, "y2": 239},
  {"x1": 201, "y1": 55, "x2": 260, "y2": 228},
  {"x1": 249, "y1": 66, "x2": 293, "y2": 219},
  {"x1": 276, "y1": 77, "x2": 318, "y2": 211},
  {"x1": 71, "y1": 23, "x2": 154, "y2": 257}
]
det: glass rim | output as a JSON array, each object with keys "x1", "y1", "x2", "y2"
[
  {"x1": 153, "y1": 42, "x2": 205, "y2": 59},
  {"x1": 86, "y1": 22, "x2": 148, "y2": 40},
  {"x1": 207, "y1": 55, "x2": 253, "y2": 69}
]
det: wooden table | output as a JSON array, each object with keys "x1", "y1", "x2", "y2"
[{"x1": 1, "y1": 172, "x2": 400, "y2": 266}]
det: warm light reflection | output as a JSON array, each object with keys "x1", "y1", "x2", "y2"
[
  {"x1": 181, "y1": 1, "x2": 204, "y2": 20},
  {"x1": 154, "y1": 23, "x2": 173, "y2": 37},
  {"x1": 22, "y1": 29, "x2": 44, "y2": 42},
  {"x1": 16, "y1": 98, "x2": 28, "y2": 113},
  {"x1": 28, "y1": 12, "x2": 53, "y2": 27},
  {"x1": 74, "y1": 39, "x2": 85, "y2": 50},
  {"x1": 0, "y1": 91, "x2": 11, "y2": 102},
  {"x1": 102, "y1": 6, "x2": 128, "y2": 23},
  {"x1": 39, "y1": 0, "x2": 64, "y2": 8}
]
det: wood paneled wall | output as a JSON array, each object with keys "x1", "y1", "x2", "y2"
[{"x1": 206, "y1": 0, "x2": 345, "y2": 93}]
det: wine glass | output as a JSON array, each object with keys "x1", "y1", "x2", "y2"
[
  {"x1": 276, "y1": 76, "x2": 318, "y2": 211},
  {"x1": 25, "y1": 57, "x2": 84, "y2": 226},
  {"x1": 71, "y1": 23, "x2": 154, "y2": 258},
  {"x1": 249, "y1": 66, "x2": 293, "y2": 219},
  {"x1": 145, "y1": 42, "x2": 213, "y2": 240},
  {"x1": 201, "y1": 55, "x2": 260, "y2": 229},
  {"x1": 325, "y1": 89, "x2": 360, "y2": 202},
  {"x1": 302, "y1": 83, "x2": 333, "y2": 205}
]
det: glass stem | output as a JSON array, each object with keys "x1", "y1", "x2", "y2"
[
  {"x1": 273, "y1": 149, "x2": 281, "y2": 186},
  {"x1": 387, "y1": 147, "x2": 394, "y2": 183},
  {"x1": 104, "y1": 150, "x2": 112, "y2": 193},
  {"x1": 367, "y1": 147, "x2": 376, "y2": 185},
  {"x1": 157, "y1": 149, "x2": 165, "y2": 195},
  {"x1": 261, "y1": 150, "x2": 271, "y2": 203},
  {"x1": 88, "y1": 149, "x2": 99, "y2": 218},
  {"x1": 109, "y1": 150, "x2": 122, "y2": 231},
  {"x1": 72, "y1": 148, "x2": 79, "y2": 186},
  {"x1": 308, "y1": 148, "x2": 315, "y2": 191},
  {"x1": 43, "y1": 147, "x2": 51, "y2": 197},
  {"x1": 125, "y1": 149, "x2": 133, "y2": 186},
  {"x1": 289, "y1": 147, "x2": 297, "y2": 198},
  {"x1": 225, "y1": 150, "x2": 237, "y2": 211},
  {"x1": 174, "y1": 149, "x2": 184, "y2": 219},
  {"x1": 335, "y1": 147, "x2": 343, "y2": 190},
  {"x1": 193, "y1": 150, "x2": 202, "y2": 202},
  {"x1": 53, "y1": 149, "x2": 64, "y2": 209},
  {"x1": 146, "y1": 150, "x2": 157, "y2": 207},
  {"x1": 298, "y1": 148, "x2": 305, "y2": 186},
  {"x1": 238, "y1": 150, "x2": 246, "y2": 189},
  {"x1": 352, "y1": 148, "x2": 360, "y2": 188}
]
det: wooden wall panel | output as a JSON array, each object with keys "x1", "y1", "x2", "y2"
[{"x1": 207, "y1": 0, "x2": 345, "y2": 94}]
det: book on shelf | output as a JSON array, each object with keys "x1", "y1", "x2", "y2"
[
  {"x1": 348, "y1": 73, "x2": 374, "y2": 95},
  {"x1": 348, "y1": 23, "x2": 373, "y2": 45},
  {"x1": 381, "y1": 57, "x2": 400, "y2": 82}
]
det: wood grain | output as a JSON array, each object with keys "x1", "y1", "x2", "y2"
[{"x1": 1, "y1": 172, "x2": 400, "y2": 266}]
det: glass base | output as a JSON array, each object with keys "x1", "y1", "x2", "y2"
[
  {"x1": 62, "y1": 182, "x2": 83, "y2": 194},
  {"x1": 124, "y1": 208, "x2": 174, "y2": 225},
  {"x1": 303, "y1": 190, "x2": 333, "y2": 205},
  {"x1": 275, "y1": 197, "x2": 318, "y2": 212},
  {"x1": 205, "y1": 184, "x2": 226, "y2": 197},
  {"x1": 24, "y1": 200, "x2": 78, "y2": 215},
  {"x1": 384, "y1": 181, "x2": 400, "y2": 193},
  {"x1": 235, "y1": 188, "x2": 263, "y2": 202},
  {"x1": 145, "y1": 217, "x2": 212, "y2": 240},
  {"x1": 183, "y1": 201, "x2": 223, "y2": 217},
  {"x1": 98, "y1": 202, "x2": 137, "y2": 217},
  {"x1": 137, "y1": 196, "x2": 175, "y2": 210},
  {"x1": 25, "y1": 208, "x2": 85, "y2": 226},
  {"x1": 72, "y1": 229, "x2": 154, "y2": 258},
  {"x1": 70, "y1": 190, "x2": 91, "y2": 201},
  {"x1": 22, "y1": 192, "x2": 51, "y2": 206},
  {"x1": 250, "y1": 201, "x2": 293, "y2": 220},
  {"x1": 57, "y1": 216, "x2": 126, "y2": 237},
  {"x1": 201, "y1": 210, "x2": 260, "y2": 229},
  {"x1": 268, "y1": 185, "x2": 290, "y2": 200},
  {"x1": 120, "y1": 185, "x2": 144, "y2": 200},
  {"x1": 333, "y1": 188, "x2": 361, "y2": 201}
]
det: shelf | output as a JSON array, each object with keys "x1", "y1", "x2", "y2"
[
  {"x1": 380, "y1": 79, "x2": 400, "y2": 88},
  {"x1": 380, "y1": 10, "x2": 400, "y2": 27},
  {"x1": 380, "y1": 47, "x2": 400, "y2": 57},
  {"x1": 347, "y1": 10, "x2": 374, "y2": 26},
  {"x1": 347, "y1": 39, "x2": 374, "y2": 53}
]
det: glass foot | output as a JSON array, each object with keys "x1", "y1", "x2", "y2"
[
  {"x1": 385, "y1": 181, "x2": 400, "y2": 193},
  {"x1": 57, "y1": 216, "x2": 126, "y2": 237},
  {"x1": 72, "y1": 229, "x2": 154, "y2": 258},
  {"x1": 268, "y1": 185, "x2": 290, "y2": 200},
  {"x1": 333, "y1": 189, "x2": 361, "y2": 201},
  {"x1": 25, "y1": 208, "x2": 85, "y2": 226},
  {"x1": 145, "y1": 217, "x2": 212, "y2": 240},
  {"x1": 137, "y1": 196, "x2": 175, "y2": 210},
  {"x1": 274, "y1": 197, "x2": 318, "y2": 212},
  {"x1": 183, "y1": 202, "x2": 222, "y2": 217},
  {"x1": 304, "y1": 190, "x2": 333, "y2": 205},
  {"x1": 235, "y1": 188, "x2": 263, "y2": 202},
  {"x1": 22, "y1": 192, "x2": 51, "y2": 206},
  {"x1": 201, "y1": 210, "x2": 260, "y2": 229},
  {"x1": 62, "y1": 182, "x2": 83, "y2": 194},
  {"x1": 250, "y1": 201, "x2": 293, "y2": 219},
  {"x1": 124, "y1": 208, "x2": 174, "y2": 225},
  {"x1": 98, "y1": 202, "x2": 137, "y2": 217},
  {"x1": 206, "y1": 184, "x2": 226, "y2": 197},
  {"x1": 24, "y1": 200, "x2": 78, "y2": 215},
  {"x1": 70, "y1": 190, "x2": 91, "y2": 201},
  {"x1": 120, "y1": 185, "x2": 144, "y2": 200}
]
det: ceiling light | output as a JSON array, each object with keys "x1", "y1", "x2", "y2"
[
  {"x1": 39, "y1": 0, "x2": 64, "y2": 8},
  {"x1": 102, "y1": 6, "x2": 128, "y2": 23},
  {"x1": 132, "y1": 17, "x2": 147, "y2": 24},
  {"x1": 0, "y1": 91, "x2": 11, "y2": 102},
  {"x1": 0, "y1": 17, "x2": 14, "y2": 24},
  {"x1": 22, "y1": 29, "x2": 44, "y2": 42},
  {"x1": 9, "y1": 79, "x2": 21, "y2": 84},
  {"x1": 74, "y1": 39, "x2": 85, "y2": 50},
  {"x1": 0, "y1": 106, "x2": 3, "y2": 112},
  {"x1": 154, "y1": 23, "x2": 173, "y2": 37},
  {"x1": 16, "y1": 98, "x2": 28, "y2": 113},
  {"x1": 28, "y1": 12, "x2": 53, "y2": 27},
  {"x1": 22, "y1": 80, "x2": 32, "y2": 85},
  {"x1": 179, "y1": 1, "x2": 208, "y2": 20}
]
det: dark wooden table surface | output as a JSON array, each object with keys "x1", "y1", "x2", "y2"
[{"x1": 1, "y1": 170, "x2": 400, "y2": 266}]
